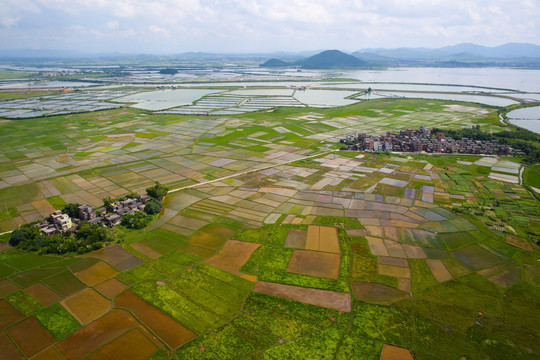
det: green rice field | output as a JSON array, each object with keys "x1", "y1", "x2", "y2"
[{"x1": 0, "y1": 94, "x2": 538, "y2": 359}]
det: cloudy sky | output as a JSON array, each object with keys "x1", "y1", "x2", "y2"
[{"x1": 0, "y1": 0, "x2": 538, "y2": 53}]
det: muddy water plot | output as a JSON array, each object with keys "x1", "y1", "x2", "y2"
[
  {"x1": 115, "y1": 290, "x2": 197, "y2": 349},
  {"x1": 7, "y1": 317, "x2": 55, "y2": 357}
]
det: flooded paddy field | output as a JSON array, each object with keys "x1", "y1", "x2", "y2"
[
  {"x1": 0, "y1": 90, "x2": 135, "y2": 119},
  {"x1": 0, "y1": 67, "x2": 538, "y2": 118}
]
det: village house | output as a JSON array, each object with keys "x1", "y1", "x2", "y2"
[
  {"x1": 78, "y1": 204, "x2": 96, "y2": 221},
  {"x1": 50, "y1": 210, "x2": 73, "y2": 232}
]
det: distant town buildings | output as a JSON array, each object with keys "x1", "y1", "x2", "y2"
[{"x1": 340, "y1": 126, "x2": 515, "y2": 155}]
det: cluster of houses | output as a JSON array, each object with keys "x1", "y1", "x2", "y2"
[
  {"x1": 340, "y1": 126, "x2": 516, "y2": 155},
  {"x1": 37, "y1": 194, "x2": 151, "y2": 236}
]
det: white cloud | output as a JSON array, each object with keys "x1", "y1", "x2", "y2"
[
  {"x1": 148, "y1": 25, "x2": 170, "y2": 37},
  {"x1": 0, "y1": 0, "x2": 538, "y2": 52},
  {"x1": 0, "y1": 16, "x2": 21, "y2": 28},
  {"x1": 106, "y1": 20, "x2": 119, "y2": 30}
]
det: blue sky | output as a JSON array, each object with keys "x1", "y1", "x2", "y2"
[{"x1": 1, "y1": 0, "x2": 538, "y2": 53}]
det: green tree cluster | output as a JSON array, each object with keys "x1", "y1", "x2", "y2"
[
  {"x1": 62, "y1": 203, "x2": 81, "y2": 219},
  {"x1": 121, "y1": 212, "x2": 152, "y2": 229},
  {"x1": 9, "y1": 222, "x2": 112, "y2": 254},
  {"x1": 146, "y1": 182, "x2": 169, "y2": 201},
  {"x1": 144, "y1": 198, "x2": 163, "y2": 215}
]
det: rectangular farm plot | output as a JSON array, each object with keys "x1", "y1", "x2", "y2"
[
  {"x1": 189, "y1": 224, "x2": 236, "y2": 250},
  {"x1": 85, "y1": 244, "x2": 144, "y2": 271},
  {"x1": 131, "y1": 242, "x2": 162, "y2": 259},
  {"x1": 452, "y1": 245, "x2": 505, "y2": 270},
  {"x1": 304, "y1": 225, "x2": 340, "y2": 254},
  {"x1": 94, "y1": 278, "x2": 129, "y2": 299},
  {"x1": 0, "y1": 278, "x2": 19, "y2": 298},
  {"x1": 287, "y1": 250, "x2": 341, "y2": 279},
  {"x1": 285, "y1": 229, "x2": 307, "y2": 249},
  {"x1": 253, "y1": 281, "x2": 351, "y2": 312},
  {"x1": 0, "y1": 331, "x2": 24, "y2": 360},
  {"x1": 0, "y1": 299, "x2": 25, "y2": 329},
  {"x1": 9, "y1": 268, "x2": 64, "y2": 288},
  {"x1": 28, "y1": 347, "x2": 64, "y2": 360},
  {"x1": 379, "y1": 177, "x2": 409, "y2": 188},
  {"x1": 57, "y1": 309, "x2": 146, "y2": 360},
  {"x1": 24, "y1": 283, "x2": 62, "y2": 306},
  {"x1": 85, "y1": 329, "x2": 158, "y2": 360},
  {"x1": 75, "y1": 261, "x2": 118, "y2": 287},
  {"x1": 42, "y1": 271, "x2": 86, "y2": 298},
  {"x1": 204, "y1": 240, "x2": 261, "y2": 281},
  {"x1": 114, "y1": 290, "x2": 197, "y2": 349},
  {"x1": 378, "y1": 264, "x2": 411, "y2": 278},
  {"x1": 426, "y1": 259, "x2": 453, "y2": 282},
  {"x1": 7, "y1": 317, "x2": 55, "y2": 358},
  {"x1": 367, "y1": 237, "x2": 389, "y2": 256},
  {"x1": 61, "y1": 288, "x2": 111, "y2": 326}
]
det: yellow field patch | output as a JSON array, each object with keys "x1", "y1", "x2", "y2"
[
  {"x1": 76, "y1": 262, "x2": 119, "y2": 287},
  {"x1": 62, "y1": 288, "x2": 111, "y2": 326}
]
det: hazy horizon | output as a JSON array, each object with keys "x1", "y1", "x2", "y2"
[{"x1": 1, "y1": 0, "x2": 539, "y2": 54}]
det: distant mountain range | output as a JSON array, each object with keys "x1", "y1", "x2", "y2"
[
  {"x1": 1, "y1": 43, "x2": 540, "y2": 68},
  {"x1": 355, "y1": 43, "x2": 540, "y2": 60}
]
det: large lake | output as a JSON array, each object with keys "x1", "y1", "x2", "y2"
[
  {"x1": 343, "y1": 67, "x2": 540, "y2": 92},
  {"x1": 507, "y1": 106, "x2": 540, "y2": 134}
]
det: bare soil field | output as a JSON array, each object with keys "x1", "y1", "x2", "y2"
[
  {"x1": 7, "y1": 317, "x2": 55, "y2": 357},
  {"x1": 205, "y1": 240, "x2": 260, "y2": 280},
  {"x1": 24, "y1": 283, "x2": 62, "y2": 306},
  {"x1": 85, "y1": 329, "x2": 158, "y2": 360},
  {"x1": 287, "y1": 249, "x2": 341, "y2": 279},
  {"x1": 0, "y1": 299, "x2": 25, "y2": 328},
  {"x1": 0, "y1": 331, "x2": 24, "y2": 360},
  {"x1": 253, "y1": 281, "x2": 351, "y2": 312},
  {"x1": 94, "y1": 278, "x2": 129, "y2": 299},
  {"x1": 380, "y1": 344, "x2": 415, "y2": 360}
]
